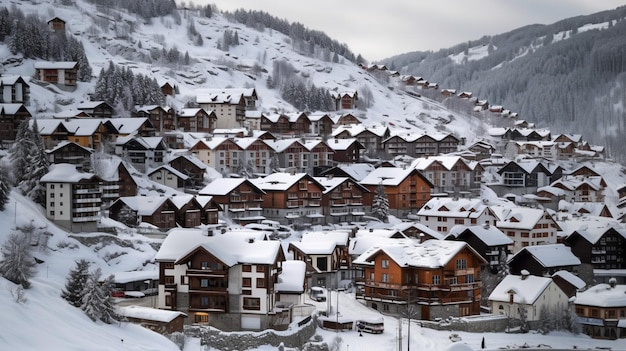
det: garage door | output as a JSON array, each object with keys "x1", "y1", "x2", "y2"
[{"x1": 241, "y1": 315, "x2": 261, "y2": 330}]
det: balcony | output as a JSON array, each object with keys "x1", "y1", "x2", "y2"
[
  {"x1": 187, "y1": 268, "x2": 228, "y2": 276},
  {"x1": 75, "y1": 188, "x2": 100, "y2": 194},
  {"x1": 72, "y1": 216, "x2": 99, "y2": 222},
  {"x1": 73, "y1": 207, "x2": 101, "y2": 213},
  {"x1": 73, "y1": 198, "x2": 101, "y2": 204}
]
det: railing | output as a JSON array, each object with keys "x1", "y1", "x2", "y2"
[
  {"x1": 73, "y1": 198, "x2": 101, "y2": 204},
  {"x1": 75, "y1": 188, "x2": 100, "y2": 194}
]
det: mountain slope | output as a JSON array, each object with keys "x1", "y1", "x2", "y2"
[{"x1": 384, "y1": 5, "x2": 626, "y2": 163}]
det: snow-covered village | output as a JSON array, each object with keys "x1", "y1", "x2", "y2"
[{"x1": 0, "y1": 0, "x2": 626, "y2": 350}]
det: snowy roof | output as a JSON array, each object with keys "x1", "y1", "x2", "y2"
[
  {"x1": 105, "y1": 117, "x2": 152, "y2": 135},
  {"x1": 359, "y1": 166, "x2": 419, "y2": 186},
  {"x1": 326, "y1": 138, "x2": 360, "y2": 151},
  {"x1": 0, "y1": 103, "x2": 29, "y2": 115},
  {"x1": 313, "y1": 176, "x2": 364, "y2": 194},
  {"x1": 488, "y1": 274, "x2": 552, "y2": 304},
  {"x1": 196, "y1": 92, "x2": 244, "y2": 104},
  {"x1": 301, "y1": 230, "x2": 350, "y2": 246},
  {"x1": 448, "y1": 224, "x2": 513, "y2": 246},
  {"x1": 290, "y1": 240, "x2": 337, "y2": 255},
  {"x1": 552, "y1": 270, "x2": 585, "y2": 290},
  {"x1": 0, "y1": 75, "x2": 26, "y2": 85},
  {"x1": 199, "y1": 178, "x2": 263, "y2": 196},
  {"x1": 118, "y1": 306, "x2": 186, "y2": 323},
  {"x1": 353, "y1": 239, "x2": 470, "y2": 268},
  {"x1": 169, "y1": 154, "x2": 207, "y2": 170},
  {"x1": 418, "y1": 197, "x2": 490, "y2": 219},
  {"x1": 575, "y1": 283, "x2": 626, "y2": 308},
  {"x1": 76, "y1": 100, "x2": 110, "y2": 110},
  {"x1": 111, "y1": 270, "x2": 158, "y2": 284},
  {"x1": 412, "y1": 155, "x2": 469, "y2": 171},
  {"x1": 252, "y1": 172, "x2": 318, "y2": 191},
  {"x1": 178, "y1": 107, "x2": 205, "y2": 117},
  {"x1": 168, "y1": 194, "x2": 196, "y2": 210},
  {"x1": 511, "y1": 244, "x2": 580, "y2": 267},
  {"x1": 115, "y1": 196, "x2": 170, "y2": 216},
  {"x1": 61, "y1": 119, "x2": 104, "y2": 136},
  {"x1": 275, "y1": 260, "x2": 306, "y2": 293},
  {"x1": 148, "y1": 165, "x2": 188, "y2": 180},
  {"x1": 492, "y1": 205, "x2": 547, "y2": 230},
  {"x1": 156, "y1": 228, "x2": 282, "y2": 266},
  {"x1": 40, "y1": 163, "x2": 97, "y2": 183},
  {"x1": 332, "y1": 123, "x2": 387, "y2": 138},
  {"x1": 45, "y1": 140, "x2": 93, "y2": 155},
  {"x1": 34, "y1": 61, "x2": 77, "y2": 69},
  {"x1": 333, "y1": 163, "x2": 375, "y2": 181}
]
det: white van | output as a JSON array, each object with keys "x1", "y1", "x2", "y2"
[{"x1": 309, "y1": 286, "x2": 327, "y2": 302}]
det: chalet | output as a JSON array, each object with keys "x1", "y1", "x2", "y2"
[
  {"x1": 333, "y1": 124, "x2": 389, "y2": 157},
  {"x1": 318, "y1": 163, "x2": 375, "y2": 182},
  {"x1": 176, "y1": 108, "x2": 216, "y2": 133},
  {"x1": 288, "y1": 230, "x2": 351, "y2": 288},
  {"x1": 557, "y1": 201, "x2": 617, "y2": 219},
  {"x1": 168, "y1": 154, "x2": 207, "y2": 188},
  {"x1": 510, "y1": 141, "x2": 558, "y2": 160},
  {"x1": 412, "y1": 155, "x2": 482, "y2": 195},
  {"x1": 260, "y1": 112, "x2": 311, "y2": 136},
  {"x1": 199, "y1": 178, "x2": 265, "y2": 224},
  {"x1": 33, "y1": 119, "x2": 69, "y2": 148},
  {"x1": 491, "y1": 206, "x2": 559, "y2": 253},
  {"x1": 359, "y1": 166, "x2": 433, "y2": 217},
  {"x1": 489, "y1": 272, "x2": 570, "y2": 329},
  {"x1": 458, "y1": 92, "x2": 473, "y2": 99},
  {"x1": 41, "y1": 164, "x2": 102, "y2": 233},
  {"x1": 62, "y1": 118, "x2": 109, "y2": 149},
  {"x1": 503, "y1": 128, "x2": 551, "y2": 142},
  {"x1": 0, "y1": 103, "x2": 31, "y2": 142},
  {"x1": 132, "y1": 105, "x2": 176, "y2": 133},
  {"x1": 507, "y1": 244, "x2": 581, "y2": 276},
  {"x1": 105, "y1": 117, "x2": 157, "y2": 137},
  {"x1": 194, "y1": 195, "x2": 221, "y2": 225},
  {"x1": 446, "y1": 224, "x2": 512, "y2": 272},
  {"x1": 574, "y1": 281, "x2": 626, "y2": 339},
  {"x1": 416, "y1": 197, "x2": 498, "y2": 233},
  {"x1": 46, "y1": 141, "x2": 92, "y2": 169},
  {"x1": 326, "y1": 138, "x2": 364, "y2": 164},
  {"x1": 116, "y1": 136, "x2": 167, "y2": 173},
  {"x1": 252, "y1": 172, "x2": 326, "y2": 225},
  {"x1": 119, "y1": 306, "x2": 186, "y2": 335},
  {"x1": 196, "y1": 91, "x2": 246, "y2": 129},
  {"x1": 391, "y1": 222, "x2": 444, "y2": 241},
  {"x1": 47, "y1": 17, "x2": 66, "y2": 31},
  {"x1": 233, "y1": 136, "x2": 274, "y2": 175},
  {"x1": 314, "y1": 176, "x2": 370, "y2": 223},
  {"x1": 494, "y1": 160, "x2": 553, "y2": 196},
  {"x1": 53, "y1": 110, "x2": 90, "y2": 119},
  {"x1": 108, "y1": 196, "x2": 177, "y2": 229},
  {"x1": 263, "y1": 138, "x2": 333, "y2": 173},
  {"x1": 308, "y1": 113, "x2": 334, "y2": 137},
  {"x1": 353, "y1": 239, "x2": 486, "y2": 319},
  {"x1": 170, "y1": 194, "x2": 204, "y2": 228},
  {"x1": 197, "y1": 88, "x2": 257, "y2": 110},
  {"x1": 0, "y1": 75, "x2": 29, "y2": 104},
  {"x1": 333, "y1": 113, "x2": 361, "y2": 126},
  {"x1": 34, "y1": 61, "x2": 78, "y2": 90},
  {"x1": 154, "y1": 228, "x2": 285, "y2": 331},
  {"x1": 549, "y1": 175, "x2": 606, "y2": 202},
  {"x1": 188, "y1": 137, "x2": 242, "y2": 175},
  {"x1": 76, "y1": 101, "x2": 114, "y2": 118},
  {"x1": 563, "y1": 226, "x2": 626, "y2": 283},
  {"x1": 96, "y1": 159, "x2": 137, "y2": 204},
  {"x1": 148, "y1": 165, "x2": 189, "y2": 190},
  {"x1": 441, "y1": 88, "x2": 456, "y2": 97},
  {"x1": 331, "y1": 91, "x2": 359, "y2": 110},
  {"x1": 159, "y1": 80, "x2": 176, "y2": 97}
]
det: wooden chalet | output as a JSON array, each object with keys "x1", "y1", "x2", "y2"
[{"x1": 109, "y1": 196, "x2": 177, "y2": 229}]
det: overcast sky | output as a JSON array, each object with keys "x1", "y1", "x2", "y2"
[{"x1": 185, "y1": 1, "x2": 626, "y2": 61}]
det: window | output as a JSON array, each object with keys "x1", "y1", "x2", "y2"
[
  {"x1": 381, "y1": 273, "x2": 390, "y2": 283},
  {"x1": 256, "y1": 278, "x2": 265, "y2": 288},
  {"x1": 200, "y1": 296, "x2": 209, "y2": 307},
  {"x1": 432, "y1": 275, "x2": 441, "y2": 285},
  {"x1": 449, "y1": 277, "x2": 458, "y2": 285},
  {"x1": 381, "y1": 259, "x2": 389, "y2": 269},
  {"x1": 242, "y1": 265, "x2": 252, "y2": 272},
  {"x1": 316, "y1": 257, "x2": 328, "y2": 271},
  {"x1": 456, "y1": 259, "x2": 467, "y2": 270},
  {"x1": 466, "y1": 274, "x2": 474, "y2": 283},
  {"x1": 242, "y1": 278, "x2": 251, "y2": 287},
  {"x1": 243, "y1": 297, "x2": 261, "y2": 310},
  {"x1": 256, "y1": 266, "x2": 265, "y2": 272},
  {"x1": 200, "y1": 279, "x2": 208, "y2": 288}
]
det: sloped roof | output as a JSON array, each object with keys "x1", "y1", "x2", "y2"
[
  {"x1": 40, "y1": 163, "x2": 97, "y2": 183},
  {"x1": 488, "y1": 274, "x2": 552, "y2": 304},
  {"x1": 575, "y1": 283, "x2": 626, "y2": 307},
  {"x1": 275, "y1": 260, "x2": 306, "y2": 293},
  {"x1": 418, "y1": 197, "x2": 490, "y2": 219},
  {"x1": 448, "y1": 224, "x2": 513, "y2": 246},
  {"x1": 353, "y1": 239, "x2": 471, "y2": 268},
  {"x1": 115, "y1": 196, "x2": 170, "y2": 216},
  {"x1": 199, "y1": 178, "x2": 258, "y2": 196},
  {"x1": 510, "y1": 244, "x2": 580, "y2": 267}
]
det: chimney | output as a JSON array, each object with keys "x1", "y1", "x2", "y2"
[
  {"x1": 419, "y1": 233, "x2": 425, "y2": 243},
  {"x1": 520, "y1": 270, "x2": 529, "y2": 280}
]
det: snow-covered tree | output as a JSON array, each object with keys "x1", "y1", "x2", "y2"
[
  {"x1": 539, "y1": 305, "x2": 554, "y2": 334},
  {"x1": 9, "y1": 120, "x2": 31, "y2": 185},
  {"x1": 0, "y1": 232, "x2": 37, "y2": 289},
  {"x1": 80, "y1": 268, "x2": 118, "y2": 323},
  {"x1": 0, "y1": 163, "x2": 10, "y2": 211},
  {"x1": 371, "y1": 183, "x2": 389, "y2": 223},
  {"x1": 518, "y1": 305, "x2": 529, "y2": 333},
  {"x1": 20, "y1": 118, "x2": 49, "y2": 205},
  {"x1": 98, "y1": 273, "x2": 119, "y2": 324},
  {"x1": 496, "y1": 250, "x2": 509, "y2": 283},
  {"x1": 61, "y1": 259, "x2": 91, "y2": 307}
]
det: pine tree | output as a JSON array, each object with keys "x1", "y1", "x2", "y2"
[
  {"x1": 98, "y1": 274, "x2": 119, "y2": 324},
  {"x1": 81, "y1": 268, "x2": 106, "y2": 322},
  {"x1": 518, "y1": 305, "x2": 529, "y2": 333},
  {"x1": 371, "y1": 183, "x2": 389, "y2": 223},
  {"x1": 9, "y1": 120, "x2": 31, "y2": 185},
  {"x1": 0, "y1": 232, "x2": 36, "y2": 289},
  {"x1": 496, "y1": 250, "x2": 509, "y2": 283},
  {"x1": 21, "y1": 119, "x2": 49, "y2": 205},
  {"x1": 0, "y1": 164, "x2": 9, "y2": 211},
  {"x1": 61, "y1": 259, "x2": 91, "y2": 307}
]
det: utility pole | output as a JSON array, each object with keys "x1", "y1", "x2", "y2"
[{"x1": 398, "y1": 316, "x2": 402, "y2": 351}]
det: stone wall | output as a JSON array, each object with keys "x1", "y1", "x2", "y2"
[
  {"x1": 420, "y1": 314, "x2": 513, "y2": 333},
  {"x1": 185, "y1": 315, "x2": 318, "y2": 351}
]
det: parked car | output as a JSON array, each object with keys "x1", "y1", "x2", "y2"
[
  {"x1": 309, "y1": 286, "x2": 327, "y2": 302},
  {"x1": 356, "y1": 318, "x2": 384, "y2": 334}
]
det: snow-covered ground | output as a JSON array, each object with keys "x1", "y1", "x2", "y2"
[{"x1": 1, "y1": 190, "x2": 624, "y2": 351}]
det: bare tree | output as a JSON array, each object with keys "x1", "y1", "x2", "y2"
[{"x1": 0, "y1": 232, "x2": 37, "y2": 289}]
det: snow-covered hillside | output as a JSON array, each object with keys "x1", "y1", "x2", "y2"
[{"x1": 2, "y1": 0, "x2": 484, "y2": 142}]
